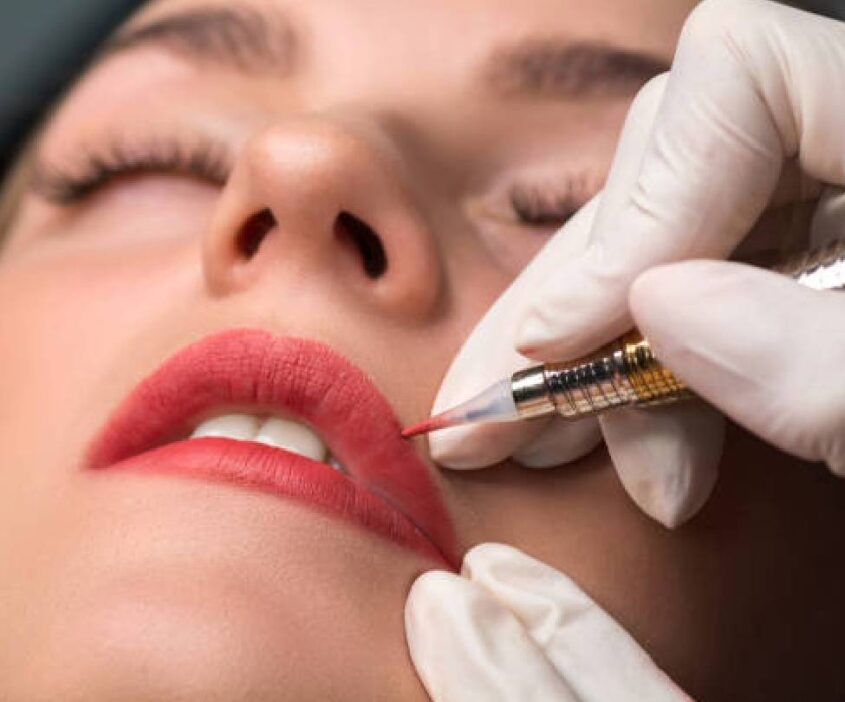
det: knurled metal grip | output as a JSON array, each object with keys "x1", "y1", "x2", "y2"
[
  {"x1": 541, "y1": 340, "x2": 637, "y2": 418},
  {"x1": 517, "y1": 331, "x2": 691, "y2": 421}
]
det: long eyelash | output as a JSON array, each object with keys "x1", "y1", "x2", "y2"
[
  {"x1": 31, "y1": 137, "x2": 232, "y2": 205},
  {"x1": 510, "y1": 174, "x2": 600, "y2": 227}
]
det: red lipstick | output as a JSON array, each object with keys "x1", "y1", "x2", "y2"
[{"x1": 85, "y1": 329, "x2": 458, "y2": 567}]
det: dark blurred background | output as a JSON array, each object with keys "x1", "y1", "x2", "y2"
[
  {"x1": 0, "y1": 0, "x2": 140, "y2": 174},
  {"x1": 0, "y1": 0, "x2": 841, "y2": 176}
]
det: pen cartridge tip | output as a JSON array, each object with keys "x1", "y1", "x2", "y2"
[{"x1": 401, "y1": 378, "x2": 519, "y2": 439}]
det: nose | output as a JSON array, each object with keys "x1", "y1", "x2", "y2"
[{"x1": 202, "y1": 118, "x2": 443, "y2": 319}]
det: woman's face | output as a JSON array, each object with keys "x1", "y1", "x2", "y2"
[{"x1": 2, "y1": 0, "x2": 845, "y2": 700}]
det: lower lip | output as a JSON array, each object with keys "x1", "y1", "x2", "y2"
[{"x1": 99, "y1": 436, "x2": 452, "y2": 567}]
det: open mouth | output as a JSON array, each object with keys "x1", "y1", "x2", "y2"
[
  {"x1": 84, "y1": 328, "x2": 458, "y2": 568},
  {"x1": 185, "y1": 412, "x2": 350, "y2": 473}
]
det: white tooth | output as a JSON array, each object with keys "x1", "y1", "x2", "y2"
[
  {"x1": 190, "y1": 414, "x2": 261, "y2": 440},
  {"x1": 327, "y1": 455, "x2": 347, "y2": 474},
  {"x1": 254, "y1": 417, "x2": 327, "y2": 462}
]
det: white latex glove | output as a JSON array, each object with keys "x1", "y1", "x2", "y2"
[
  {"x1": 405, "y1": 544, "x2": 692, "y2": 702},
  {"x1": 431, "y1": 0, "x2": 845, "y2": 527}
]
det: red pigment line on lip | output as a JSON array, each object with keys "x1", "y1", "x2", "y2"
[{"x1": 85, "y1": 328, "x2": 459, "y2": 567}]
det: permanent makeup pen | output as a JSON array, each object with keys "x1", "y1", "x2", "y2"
[{"x1": 402, "y1": 241, "x2": 845, "y2": 438}]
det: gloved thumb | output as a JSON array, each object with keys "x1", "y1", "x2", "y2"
[
  {"x1": 630, "y1": 259, "x2": 845, "y2": 475},
  {"x1": 427, "y1": 199, "x2": 603, "y2": 470},
  {"x1": 406, "y1": 544, "x2": 691, "y2": 702}
]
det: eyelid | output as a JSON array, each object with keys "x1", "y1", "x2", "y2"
[
  {"x1": 510, "y1": 183, "x2": 583, "y2": 227},
  {"x1": 505, "y1": 171, "x2": 602, "y2": 229},
  {"x1": 30, "y1": 134, "x2": 233, "y2": 205}
]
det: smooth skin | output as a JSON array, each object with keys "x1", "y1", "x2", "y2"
[{"x1": 0, "y1": 1, "x2": 843, "y2": 700}]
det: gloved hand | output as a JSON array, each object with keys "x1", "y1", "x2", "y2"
[
  {"x1": 430, "y1": 0, "x2": 845, "y2": 527},
  {"x1": 405, "y1": 543, "x2": 692, "y2": 702}
]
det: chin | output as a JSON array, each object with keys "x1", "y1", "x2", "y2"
[
  {"x1": 1, "y1": 480, "x2": 435, "y2": 702},
  {"x1": 6, "y1": 570, "x2": 429, "y2": 702},
  {"x1": 11, "y1": 601, "x2": 285, "y2": 702}
]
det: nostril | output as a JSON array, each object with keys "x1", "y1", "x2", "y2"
[
  {"x1": 237, "y1": 209, "x2": 277, "y2": 258},
  {"x1": 334, "y1": 211, "x2": 388, "y2": 279}
]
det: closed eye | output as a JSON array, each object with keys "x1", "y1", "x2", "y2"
[
  {"x1": 31, "y1": 136, "x2": 232, "y2": 205},
  {"x1": 509, "y1": 174, "x2": 601, "y2": 230}
]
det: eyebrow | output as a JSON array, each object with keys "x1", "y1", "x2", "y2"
[
  {"x1": 95, "y1": 8, "x2": 666, "y2": 103},
  {"x1": 483, "y1": 39, "x2": 670, "y2": 99},
  {"x1": 98, "y1": 6, "x2": 297, "y2": 74}
]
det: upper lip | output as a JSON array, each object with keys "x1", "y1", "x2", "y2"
[{"x1": 84, "y1": 328, "x2": 458, "y2": 567}]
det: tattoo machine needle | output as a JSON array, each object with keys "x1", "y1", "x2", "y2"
[{"x1": 402, "y1": 241, "x2": 845, "y2": 439}]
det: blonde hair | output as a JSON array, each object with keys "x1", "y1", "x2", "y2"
[{"x1": 0, "y1": 147, "x2": 35, "y2": 242}]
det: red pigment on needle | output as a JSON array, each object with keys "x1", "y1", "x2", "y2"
[
  {"x1": 402, "y1": 379, "x2": 519, "y2": 438},
  {"x1": 402, "y1": 416, "x2": 453, "y2": 438}
]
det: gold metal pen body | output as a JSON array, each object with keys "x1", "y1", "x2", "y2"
[{"x1": 512, "y1": 330, "x2": 690, "y2": 420}]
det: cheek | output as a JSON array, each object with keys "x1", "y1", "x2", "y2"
[
  {"x1": 0, "y1": 188, "x2": 213, "y2": 479},
  {"x1": 0, "y1": 254, "x2": 180, "y2": 483},
  {"x1": 8, "y1": 177, "x2": 217, "y2": 251}
]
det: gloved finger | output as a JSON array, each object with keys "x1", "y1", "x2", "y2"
[
  {"x1": 428, "y1": 197, "x2": 602, "y2": 469},
  {"x1": 601, "y1": 402, "x2": 725, "y2": 527},
  {"x1": 588, "y1": 72, "x2": 668, "y2": 237},
  {"x1": 506, "y1": 75, "x2": 668, "y2": 471},
  {"x1": 514, "y1": 69, "x2": 669, "y2": 361},
  {"x1": 406, "y1": 570, "x2": 582, "y2": 702},
  {"x1": 631, "y1": 260, "x2": 845, "y2": 475},
  {"x1": 499, "y1": 71, "x2": 719, "y2": 513},
  {"x1": 511, "y1": 414, "x2": 602, "y2": 469},
  {"x1": 461, "y1": 544, "x2": 691, "y2": 702},
  {"x1": 517, "y1": 0, "x2": 845, "y2": 362}
]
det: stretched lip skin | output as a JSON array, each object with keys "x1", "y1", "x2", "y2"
[{"x1": 85, "y1": 328, "x2": 458, "y2": 568}]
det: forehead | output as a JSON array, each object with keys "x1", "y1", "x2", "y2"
[
  {"x1": 132, "y1": 0, "x2": 695, "y2": 65},
  {"x1": 115, "y1": 0, "x2": 693, "y2": 115}
]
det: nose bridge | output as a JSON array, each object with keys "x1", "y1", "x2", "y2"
[
  {"x1": 249, "y1": 120, "x2": 389, "y2": 229},
  {"x1": 203, "y1": 116, "x2": 443, "y2": 319}
]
